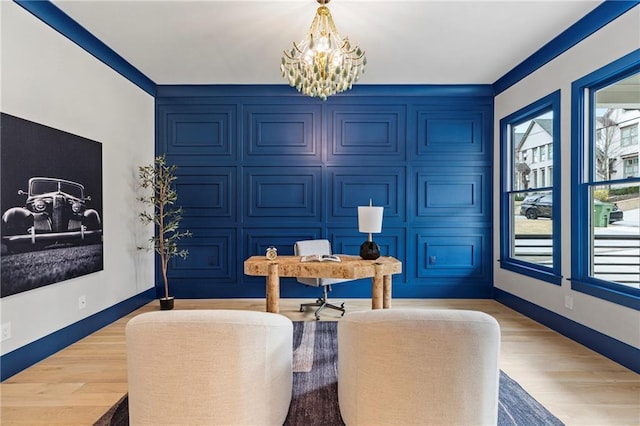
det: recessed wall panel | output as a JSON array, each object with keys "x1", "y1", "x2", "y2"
[
  {"x1": 158, "y1": 104, "x2": 236, "y2": 158},
  {"x1": 175, "y1": 166, "x2": 236, "y2": 221},
  {"x1": 244, "y1": 104, "x2": 321, "y2": 159},
  {"x1": 168, "y1": 228, "x2": 237, "y2": 282},
  {"x1": 326, "y1": 105, "x2": 406, "y2": 161},
  {"x1": 244, "y1": 167, "x2": 321, "y2": 220},
  {"x1": 330, "y1": 167, "x2": 404, "y2": 221},
  {"x1": 416, "y1": 110, "x2": 484, "y2": 156},
  {"x1": 415, "y1": 232, "x2": 486, "y2": 278},
  {"x1": 415, "y1": 167, "x2": 487, "y2": 219}
]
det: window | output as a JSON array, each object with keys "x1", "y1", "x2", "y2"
[
  {"x1": 571, "y1": 52, "x2": 639, "y2": 309},
  {"x1": 623, "y1": 157, "x2": 638, "y2": 178},
  {"x1": 620, "y1": 125, "x2": 638, "y2": 147},
  {"x1": 540, "y1": 145, "x2": 547, "y2": 162},
  {"x1": 500, "y1": 91, "x2": 561, "y2": 284}
]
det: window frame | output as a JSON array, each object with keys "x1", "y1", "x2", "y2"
[
  {"x1": 620, "y1": 124, "x2": 637, "y2": 147},
  {"x1": 623, "y1": 157, "x2": 638, "y2": 178},
  {"x1": 571, "y1": 50, "x2": 640, "y2": 310},
  {"x1": 500, "y1": 90, "x2": 562, "y2": 284}
]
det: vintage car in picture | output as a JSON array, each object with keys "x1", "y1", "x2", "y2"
[{"x1": 1, "y1": 177, "x2": 102, "y2": 253}]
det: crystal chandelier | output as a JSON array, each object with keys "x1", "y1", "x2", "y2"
[{"x1": 281, "y1": 0, "x2": 366, "y2": 101}]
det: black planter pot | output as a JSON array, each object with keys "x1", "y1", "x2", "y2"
[{"x1": 159, "y1": 296, "x2": 175, "y2": 311}]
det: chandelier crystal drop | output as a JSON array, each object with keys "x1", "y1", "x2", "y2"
[{"x1": 281, "y1": 0, "x2": 366, "y2": 101}]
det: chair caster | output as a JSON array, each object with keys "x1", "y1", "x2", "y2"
[
  {"x1": 341, "y1": 311, "x2": 345, "y2": 317},
  {"x1": 300, "y1": 307, "x2": 305, "y2": 312},
  {"x1": 315, "y1": 315, "x2": 320, "y2": 321}
]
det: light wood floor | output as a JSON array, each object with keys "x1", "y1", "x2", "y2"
[{"x1": 1, "y1": 299, "x2": 638, "y2": 425}]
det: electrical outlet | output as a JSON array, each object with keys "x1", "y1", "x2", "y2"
[
  {"x1": 1, "y1": 322, "x2": 11, "y2": 341},
  {"x1": 564, "y1": 295, "x2": 573, "y2": 310},
  {"x1": 78, "y1": 295, "x2": 87, "y2": 310}
]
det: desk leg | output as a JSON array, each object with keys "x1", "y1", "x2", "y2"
[
  {"x1": 266, "y1": 263, "x2": 280, "y2": 313},
  {"x1": 371, "y1": 264, "x2": 383, "y2": 309},
  {"x1": 383, "y1": 275, "x2": 392, "y2": 309}
]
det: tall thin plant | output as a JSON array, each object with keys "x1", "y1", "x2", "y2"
[{"x1": 138, "y1": 154, "x2": 191, "y2": 300}]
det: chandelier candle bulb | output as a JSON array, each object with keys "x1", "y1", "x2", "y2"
[{"x1": 281, "y1": 0, "x2": 366, "y2": 101}]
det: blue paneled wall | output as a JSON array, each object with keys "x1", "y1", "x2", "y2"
[{"x1": 155, "y1": 85, "x2": 493, "y2": 299}]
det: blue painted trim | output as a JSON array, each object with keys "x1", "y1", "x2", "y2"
[
  {"x1": 13, "y1": 0, "x2": 156, "y2": 96},
  {"x1": 573, "y1": 49, "x2": 640, "y2": 92},
  {"x1": 494, "y1": 288, "x2": 640, "y2": 373},
  {"x1": 499, "y1": 90, "x2": 562, "y2": 283},
  {"x1": 0, "y1": 289, "x2": 154, "y2": 381},
  {"x1": 499, "y1": 261, "x2": 562, "y2": 285},
  {"x1": 155, "y1": 84, "x2": 495, "y2": 99},
  {"x1": 571, "y1": 280, "x2": 640, "y2": 310},
  {"x1": 494, "y1": 1, "x2": 640, "y2": 95},
  {"x1": 571, "y1": 50, "x2": 640, "y2": 308}
]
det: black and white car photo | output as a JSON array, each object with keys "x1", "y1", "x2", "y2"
[{"x1": 1, "y1": 177, "x2": 102, "y2": 254}]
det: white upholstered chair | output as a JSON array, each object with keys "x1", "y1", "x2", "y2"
[
  {"x1": 338, "y1": 308, "x2": 501, "y2": 425},
  {"x1": 126, "y1": 309, "x2": 293, "y2": 425},
  {"x1": 294, "y1": 239, "x2": 353, "y2": 320}
]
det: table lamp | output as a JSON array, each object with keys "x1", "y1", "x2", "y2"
[{"x1": 358, "y1": 200, "x2": 384, "y2": 260}]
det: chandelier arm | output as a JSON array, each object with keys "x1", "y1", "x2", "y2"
[
  {"x1": 290, "y1": 42, "x2": 307, "y2": 55},
  {"x1": 326, "y1": 12, "x2": 341, "y2": 38}
]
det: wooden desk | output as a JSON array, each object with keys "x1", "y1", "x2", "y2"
[{"x1": 244, "y1": 255, "x2": 402, "y2": 314}]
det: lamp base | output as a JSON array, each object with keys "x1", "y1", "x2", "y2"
[{"x1": 360, "y1": 240, "x2": 380, "y2": 260}]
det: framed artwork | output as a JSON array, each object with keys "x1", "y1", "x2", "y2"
[{"x1": 1, "y1": 113, "x2": 103, "y2": 297}]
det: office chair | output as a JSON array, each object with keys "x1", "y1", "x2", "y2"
[{"x1": 294, "y1": 239, "x2": 353, "y2": 320}]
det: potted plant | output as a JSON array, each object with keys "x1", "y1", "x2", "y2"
[{"x1": 138, "y1": 154, "x2": 191, "y2": 310}]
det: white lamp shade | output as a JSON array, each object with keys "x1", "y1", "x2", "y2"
[{"x1": 358, "y1": 206, "x2": 384, "y2": 233}]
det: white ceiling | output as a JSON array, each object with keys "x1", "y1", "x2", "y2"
[{"x1": 52, "y1": 0, "x2": 603, "y2": 86}]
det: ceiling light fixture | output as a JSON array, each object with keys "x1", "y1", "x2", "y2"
[{"x1": 281, "y1": 0, "x2": 366, "y2": 101}]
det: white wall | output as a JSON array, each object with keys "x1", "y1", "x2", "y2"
[
  {"x1": 0, "y1": 1, "x2": 155, "y2": 355},
  {"x1": 494, "y1": 7, "x2": 640, "y2": 348}
]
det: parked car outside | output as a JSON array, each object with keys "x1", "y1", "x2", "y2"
[
  {"x1": 1, "y1": 177, "x2": 102, "y2": 253},
  {"x1": 519, "y1": 194, "x2": 552, "y2": 220},
  {"x1": 519, "y1": 194, "x2": 622, "y2": 223}
]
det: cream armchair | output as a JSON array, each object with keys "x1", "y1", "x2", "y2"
[
  {"x1": 338, "y1": 308, "x2": 501, "y2": 425},
  {"x1": 126, "y1": 309, "x2": 293, "y2": 425}
]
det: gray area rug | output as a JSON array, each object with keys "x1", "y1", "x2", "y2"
[{"x1": 96, "y1": 321, "x2": 564, "y2": 425}]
